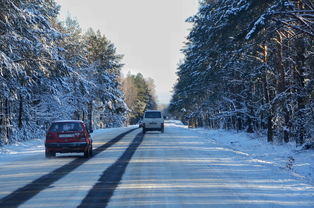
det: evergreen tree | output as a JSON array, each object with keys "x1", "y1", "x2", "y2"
[
  {"x1": 0, "y1": 0, "x2": 129, "y2": 144},
  {"x1": 122, "y1": 73, "x2": 158, "y2": 124},
  {"x1": 171, "y1": 0, "x2": 314, "y2": 145},
  {"x1": 84, "y1": 28, "x2": 127, "y2": 128}
]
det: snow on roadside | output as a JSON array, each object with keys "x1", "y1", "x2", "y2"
[
  {"x1": 167, "y1": 120, "x2": 313, "y2": 185},
  {"x1": 1, "y1": 121, "x2": 312, "y2": 186},
  {"x1": 0, "y1": 126, "x2": 136, "y2": 163},
  {"x1": 0, "y1": 139, "x2": 45, "y2": 162},
  {"x1": 188, "y1": 127, "x2": 314, "y2": 185}
]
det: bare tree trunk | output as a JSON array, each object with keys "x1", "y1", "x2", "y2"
[
  {"x1": 261, "y1": 44, "x2": 273, "y2": 143},
  {"x1": 4, "y1": 99, "x2": 10, "y2": 144},
  {"x1": 246, "y1": 115, "x2": 254, "y2": 133},
  {"x1": 18, "y1": 95, "x2": 23, "y2": 129},
  {"x1": 295, "y1": 39, "x2": 306, "y2": 146},
  {"x1": 276, "y1": 32, "x2": 290, "y2": 143},
  {"x1": 283, "y1": 108, "x2": 290, "y2": 143},
  {"x1": 0, "y1": 100, "x2": 3, "y2": 144},
  {"x1": 88, "y1": 101, "x2": 93, "y2": 131}
]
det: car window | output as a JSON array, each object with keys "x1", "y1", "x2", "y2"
[
  {"x1": 49, "y1": 122, "x2": 83, "y2": 132},
  {"x1": 144, "y1": 112, "x2": 161, "y2": 118}
]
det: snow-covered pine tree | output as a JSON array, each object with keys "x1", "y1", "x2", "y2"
[
  {"x1": 83, "y1": 29, "x2": 127, "y2": 128},
  {"x1": 171, "y1": 0, "x2": 314, "y2": 145},
  {"x1": 0, "y1": 0, "x2": 71, "y2": 143},
  {"x1": 0, "y1": 0, "x2": 129, "y2": 144}
]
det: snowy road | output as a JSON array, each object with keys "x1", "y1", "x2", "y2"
[{"x1": 0, "y1": 121, "x2": 313, "y2": 207}]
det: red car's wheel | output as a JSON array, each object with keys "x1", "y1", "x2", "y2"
[
  {"x1": 45, "y1": 149, "x2": 55, "y2": 158},
  {"x1": 84, "y1": 146, "x2": 92, "y2": 158}
]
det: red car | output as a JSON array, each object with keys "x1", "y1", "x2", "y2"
[{"x1": 45, "y1": 120, "x2": 93, "y2": 158}]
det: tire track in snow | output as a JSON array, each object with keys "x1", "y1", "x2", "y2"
[
  {"x1": 0, "y1": 128, "x2": 137, "y2": 208},
  {"x1": 78, "y1": 132, "x2": 144, "y2": 208}
]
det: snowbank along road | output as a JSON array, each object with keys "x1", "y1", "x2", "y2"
[{"x1": 0, "y1": 121, "x2": 313, "y2": 208}]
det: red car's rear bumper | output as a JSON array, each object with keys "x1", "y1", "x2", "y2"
[{"x1": 45, "y1": 142, "x2": 90, "y2": 153}]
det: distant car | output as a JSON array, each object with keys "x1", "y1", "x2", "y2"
[
  {"x1": 45, "y1": 120, "x2": 93, "y2": 158},
  {"x1": 142, "y1": 110, "x2": 164, "y2": 133}
]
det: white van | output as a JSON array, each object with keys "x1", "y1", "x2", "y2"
[{"x1": 142, "y1": 110, "x2": 164, "y2": 133}]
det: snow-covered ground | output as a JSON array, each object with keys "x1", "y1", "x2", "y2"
[
  {"x1": 109, "y1": 121, "x2": 314, "y2": 207},
  {"x1": 0, "y1": 121, "x2": 313, "y2": 207},
  {"x1": 0, "y1": 126, "x2": 133, "y2": 164},
  {"x1": 0, "y1": 126, "x2": 137, "y2": 208},
  {"x1": 0, "y1": 121, "x2": 313, "y2": 185},
  {"x1": 166, "y1": 120, "x2": 314, "y2": 185}
]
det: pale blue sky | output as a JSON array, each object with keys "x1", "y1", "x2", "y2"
[{"x1": 55, "y1": 0, "x2": 198, "y2": 104}]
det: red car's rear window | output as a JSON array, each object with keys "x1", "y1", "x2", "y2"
[{"x1": 49, "y1": 122, "x2": 83, "y2": 132}]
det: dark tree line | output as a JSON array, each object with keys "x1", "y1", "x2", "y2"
[
  {"x1": 0, "y1": 0, "x2": 128, "y2": 144},
  {"x1": 170, "y1": 0, "x2": 314, "y2": 145}
]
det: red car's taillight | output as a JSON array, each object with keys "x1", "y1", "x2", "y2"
[
  {"x1": 72, "y1": 132, "x2": 86, "y2": 141},
  {"x1": 46, "y1": 133, "x2": 53, "y2": 140},
  {"x1": 80, "y1": 133, "x2": 87, "y2": 142}
]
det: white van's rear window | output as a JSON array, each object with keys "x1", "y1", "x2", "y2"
[{"x1": 145, "y1": 112, "x2": 161, "y2": 118}]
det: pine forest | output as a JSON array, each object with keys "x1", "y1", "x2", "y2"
[
  {"x1": 0, "y1": 0, "x2": 158, "y2": 144},
  {"x1": 170, "y1": 0, "x2": 314, "y2": 146}
]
